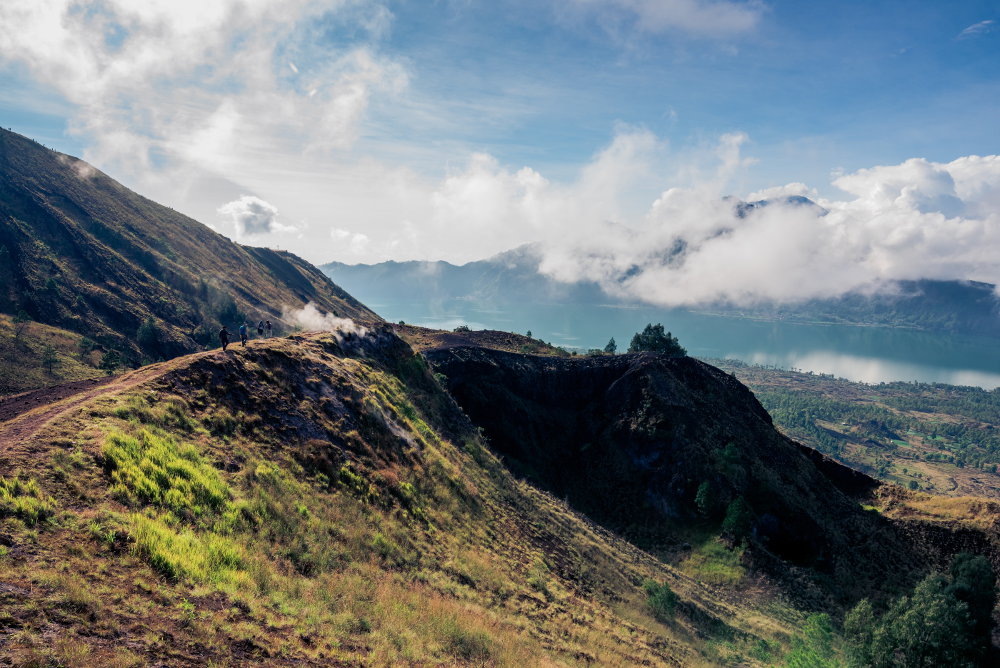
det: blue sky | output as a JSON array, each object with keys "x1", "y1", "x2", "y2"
[{"x1": 1, "y1": 1, "x2": 998, "y2": 304}]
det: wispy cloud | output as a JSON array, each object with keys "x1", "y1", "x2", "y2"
[{"x1": 958, "y1": 19, "x2": 995, "y2": 39}]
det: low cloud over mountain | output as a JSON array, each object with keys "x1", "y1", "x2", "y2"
[{"x1": 536, "y1": 150, "x2": 1000, "y2": 307}]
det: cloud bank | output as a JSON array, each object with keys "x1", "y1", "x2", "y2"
[{"x1": 534, "y1": 147, "x2": 1000, "y2": 306}]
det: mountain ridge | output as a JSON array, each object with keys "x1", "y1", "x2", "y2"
[
  {"x1": 0, "y1": 128, "x2": 378, "y2": 371},
  {"x1": 322, "y1": 246, "x2": 1000, "y2": 337}
]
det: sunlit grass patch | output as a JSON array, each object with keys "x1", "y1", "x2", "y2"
[
  {"x1": 112, "y1": 394, "x2": 198, "y2": 432},
  {"x1": 0, "y1": 475, "x2": 57, "y2": 526},
  {"x1": 103, "y1": 428, "x2": 230, "y2": 515},
  {"x1": 679, "y1": 537, "x2": 746, "y2": 586},
  {"x1": 130, "y1": 511, "x2": 251, "y2": 586}
]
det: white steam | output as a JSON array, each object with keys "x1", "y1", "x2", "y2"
[{"x1": 283, "y1": 303, "x2": 368, "y2": 338}]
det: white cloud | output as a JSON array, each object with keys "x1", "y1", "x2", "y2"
[
  {"x1": 533, "y1": 145, "x2": 1000, "y2": 307},
  {"x1": 0, "y1": 0, "x2": 404, "y2": 176},
  {"x1": 958, "y1": 19, "x2": 995, "y2": 39},
  {"x1": 331, "y1": 228, "x2": 371, "y2": 254},
  {"x1": 218, "y1": 195, "x2": 297, "y2": 238}
]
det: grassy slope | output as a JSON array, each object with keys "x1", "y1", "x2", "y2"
[
  {"x1": 712, "y1": 359, "x2": 1000, "y2": 499},
  {"x1": 0, "y1": 313, "x2": 104, "y2": 394},
  {"x1": 0, "y1": 128, "x2": 378, "y2": 368},
  {"x1": 0, "y1": 331, "x2": 804, "y2": 667}
]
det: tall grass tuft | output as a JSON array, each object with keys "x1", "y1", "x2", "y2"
[
  {"x1": 103, "y1": 428, "x2": 230, "y2": 515},
  {"x1": 0, "y1": 476, "x2": 57, "y2": 526}
]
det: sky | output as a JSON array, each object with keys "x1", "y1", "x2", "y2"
[{"x1": 0, "y1": 0, "x2": 998, "y2": 306}]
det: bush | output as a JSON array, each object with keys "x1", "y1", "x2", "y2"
[
  {"x1": 643, "y1": 580, "x2": 678, "y2": 622},
  {"x1": 721, "y1": 497, "x2": 753, "y2": 541},
  {"x1": 453, "y1": 324, "x2": 471, "y2": 332},
  {"x1": 136, "y1": 317, "x2": 159, "y2": 355},
  {"x1": 628, "y1": 323, "x2": 686, "y2": 355}
]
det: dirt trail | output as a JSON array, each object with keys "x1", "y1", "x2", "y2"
[{"x1": 0, "y1": 351, "x2": 217, "y2": 457}]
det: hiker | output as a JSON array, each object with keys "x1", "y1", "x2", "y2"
[
  {"x1": 239, "y1": 322, "x2": 248, "y2": 347},
  {"x1": 219, "y1": 325, "x2": 230, "y2": 351},
  {"x1": 257, "y1": 320, "x2": 265, "y2": 337},
  {"x1": 265, "y1": 320, "x2": 272, "y2": 338}
]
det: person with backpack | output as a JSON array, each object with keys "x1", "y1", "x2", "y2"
[
  {"x1": 239, "y1": 322, "x2": 248, "y2": 347},
  {"x1": 257, "y1": 320, "x2": 265, "y2": 337},
  {"x1": 219, "y1": 325, "x2": 230, "y2": 351}
]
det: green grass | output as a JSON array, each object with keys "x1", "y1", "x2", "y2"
[
  {"x1": 679, "y1": 537, "x2": 746, "y2": 586},
  {"x1": 129, "y1": 511, "x2": 251, "y2": 586},
  {"x1": 0, "y1": 476, "x2": 57, "y2": 526},
  {"x1": 103, "y1": 428, "x2": 230, "y2": 515}
]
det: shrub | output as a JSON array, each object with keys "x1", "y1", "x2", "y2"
[
  {"x1": 721, "y1": 497, "x2": 753, "y2": 541},
  {"x1": 643, "y1": 580, "x2": 678, "y2": 622},
  {"x1": 453, "y1": 324, "x2": 471, "y2": 332}
]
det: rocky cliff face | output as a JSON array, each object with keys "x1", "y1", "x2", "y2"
[{"x1": 426, "y1": 346, "x2": 920, "y2": 604}]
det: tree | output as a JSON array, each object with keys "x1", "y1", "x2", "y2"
[
  {"x1": 694, "y1": 481, "x2": 716, "y2": 517},
  {"x1": 721, "y1": 496, "x2": 752, "y2": 542},
  {"x1": 99, "y1": 349, "x2": 122, "y2": 375},
  {"x1": 13, "y1": 309, "x2": 30, "y2": 341},
  {"x1": 628, "y1": 323, "x2": 686, "y2": 356},
  {"x1": 136, "y1": 317, "x2": 159, "y2": 354},
  {"x1": 41, "y1": 345, "x2": 58, "y2": 375},
  {"x1": 526, "y1": 330, "x2": 532, "y2": 338},
  {"x1": 946, "y1": 553, "x2": 996, "y2": 658},
  {"x1": 604, "y1": 337, "x2": 617, "y2": 354},
  {"x1": 845, "y1": 565, "x2": 991, "y2": 668}
]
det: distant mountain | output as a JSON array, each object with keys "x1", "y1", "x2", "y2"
[
  {"x1": 322, "y1": 243, "x2": 1000, "y2": 337},
  {"x1": 321, "y1": 245, "x2": 608, "y2": 310},
  {"x1": 0, "y1": 128, "x2": 378, "y2": 366}
]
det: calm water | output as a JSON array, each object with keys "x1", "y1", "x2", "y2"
[{"x1": 369, "y1": 299, "x2": 1000, "y2": 389}]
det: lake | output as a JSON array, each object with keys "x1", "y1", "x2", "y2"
[{"x1": 367, "y1": 298, "x2": 1000, "y2": 389}]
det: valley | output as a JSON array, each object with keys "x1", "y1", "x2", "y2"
[{"x1": 714, "y1": 359, "x2": 1000, "y2": 500}]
